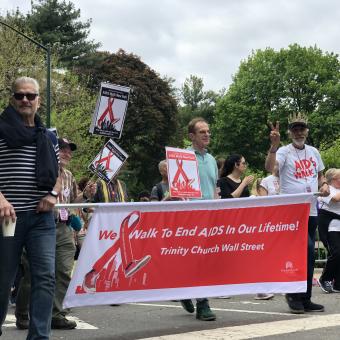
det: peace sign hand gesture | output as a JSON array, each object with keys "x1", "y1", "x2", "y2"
[{"x1": 268, "y1": 121, "x2": 280, "y2": 149}]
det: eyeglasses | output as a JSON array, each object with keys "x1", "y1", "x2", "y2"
[{"x1": 13, "y1": 93, "x2": 39, "y2": 101}]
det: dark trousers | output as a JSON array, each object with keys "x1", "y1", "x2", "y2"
[
  {"x1": 317, "y1": 221, "x2": 330, "y2": 252},
  {"x1": 287, "y1": 216, "x2": 317, "y2": 302},
  {"x1": 320, "y1": 231, "x2": 340, "y2": 289}
]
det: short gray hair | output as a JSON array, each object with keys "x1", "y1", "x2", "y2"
[
  {"x1": 12, "y1": 77, "x2": 40, "y2": 94},
  {"x1": 158, "y1": 160, "x2": 167, "y2": 172}
]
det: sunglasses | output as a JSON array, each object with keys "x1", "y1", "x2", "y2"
[{"x1": 13, "y1": 93, "x2": 39, "y2": 101}]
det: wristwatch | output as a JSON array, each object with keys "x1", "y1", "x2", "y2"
[{"x1": 49, "y1": 190, "x2": 59, "y2": 198}]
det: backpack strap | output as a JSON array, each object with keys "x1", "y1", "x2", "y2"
[
  {"x1": 100, "y1": 179, "x2": 110, "y2": 202},
  {"x1": 156, "y1": 182, "x2": 164, "y2": 201},
  {"x1": 116, "y1": 179, "x2": 126, "y2": 202}
]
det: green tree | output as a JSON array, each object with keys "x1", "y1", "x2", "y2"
[
  {"x1": 74, "y1": 49, "x2": 180, "y2": 197},
  {"x1": 52, "y1": 71, "x2": 101, "y2": 180},
  {"x1": 212, "y1": 44, "x2": 340, "y2": 169},
  {"x1": 25, "y1": 0, "x2": 100, "y2": 67},
  {"x1": 181, "y1": 75, "x2": 205, "y2": 110},
  {"x1": 320, "y1": 138, "x2": 340, "y2": 169},
  {"x1": 0, "y1": 17, "x2": 100, "y2": 181},
  {"x1": 178, "y1": 74, "x2": 224, "y2": 131},
  {"x1": 0, "y1": 18, "x2": 48, "y2": 116}
]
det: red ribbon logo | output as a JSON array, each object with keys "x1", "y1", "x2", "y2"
[{"x1": 97, "y1": 97, "x2": 120, "y2": 128}]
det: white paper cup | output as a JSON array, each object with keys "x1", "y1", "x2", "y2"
[{"x1": 2, "y1": 218, "x2": 17, "y2": 237}]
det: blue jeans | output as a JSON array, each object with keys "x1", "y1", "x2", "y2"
[{"x1": 0, "y1": 211, "x2": 56, "y2": 340}]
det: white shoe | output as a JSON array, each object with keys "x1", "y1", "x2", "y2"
[{"x1": 254, "y1": 293, "x2": 274, "y2": 300}]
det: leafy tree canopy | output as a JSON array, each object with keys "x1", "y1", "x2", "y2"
[
  {"x1": 0, "y1": 19, "x2": 48, "y2": 118},
  {"x1": 72, "y1": 49, "x2": 180, "y2": 196},
  {"x1": 178, "y1": 74, "x2": 225, "y2": 133},
  {"x1": 212, "y1": 44, "x2": 340, "y2": 169},
  {"x1": 4, "y1": 0, "x2": 100, "y2": 67},
  {"x1": 0, "y1": 17, "x2": 100, "y2": 181},
  {"x1": 320, "y1": 138, "x2": 340, "y2": 169}
]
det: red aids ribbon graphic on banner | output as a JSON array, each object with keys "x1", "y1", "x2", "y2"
[
  {"x1": 63, "y1": 194, "x2": 314, "y2": 309},
  {"x1": 82, "y1": 211, "x2": 151, "y2": 293},
  {"x1": 97, "y1": 97, "x2": 120, "y2": 128}
]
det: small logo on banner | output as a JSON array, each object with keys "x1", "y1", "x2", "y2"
[
  {"x1": 285, "y1": 261, "x2": 293, "y2": 270},
  {"x1": 281, "y1": 261, "x2": 298, "y2": 274}
]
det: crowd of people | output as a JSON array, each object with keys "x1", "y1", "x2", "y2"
[{"x1": 0, "y1": 76, "x2": 339, "y2": 339}]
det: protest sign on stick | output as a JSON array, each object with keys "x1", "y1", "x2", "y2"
[
  {"x1": 89, "y1": 139, "x2": 128, "y2": 183},
  {"x1": 89, "y1": 83, "x2": 130, "y2": 139}
]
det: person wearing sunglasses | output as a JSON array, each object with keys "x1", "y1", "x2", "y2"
[
  {"x1": 0, "y1": 77, "x2": 60, "y2": 340},
  {"x1": 179, "y1": 117, "x2": 219, "y2": 322}
]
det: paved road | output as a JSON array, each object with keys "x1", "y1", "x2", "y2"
[{"x1": 3, "y1": 285, "x2": 340, "y2": 340}]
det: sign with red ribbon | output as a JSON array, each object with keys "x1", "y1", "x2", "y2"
[
  {"x1": 89, "y1": 139, "x2": 128, "y2": 183},
  {"x1": 89, "y1": 83, "x2": 130, "y2": 139},
  {"x1": 63, "y1": 194, "x2": 312, "y2": 308},
  {"x1": 166, "y1": 147, "x2": 201, "y2": 198}
]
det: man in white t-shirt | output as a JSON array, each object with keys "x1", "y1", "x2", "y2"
[{"x1": 265, "y1": 113, "x2": 329, "y2": 314}]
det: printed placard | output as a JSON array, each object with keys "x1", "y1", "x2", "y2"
[
  {"x1": 89, "y1": 83, "x2": 130, "y2": 139},
  {"x1": 166, "y1": 147, "x2": 201, "y2": 198},
  {"x1": 89, "y1": 139, "x2": 128, "y2": 183}
]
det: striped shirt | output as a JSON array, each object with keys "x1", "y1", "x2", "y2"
[
  {"x1": 0, "y1": 138, "x2": 59, "y2": 212},
  {"x1": 57, "y1": 167, "x2": 78, "y2": 205}
]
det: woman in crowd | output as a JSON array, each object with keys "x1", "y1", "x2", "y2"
[
  {"x1": 217, "y1": 154, "x2": 254, "y2": 199},
  {"x1": 317, "y1": 168, "x2": 340, "y2": 293},
  {"x1": 258, "y1": 164, "x2": 280, "y2": 196}
]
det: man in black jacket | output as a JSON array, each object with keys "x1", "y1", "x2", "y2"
[{"x1": 0, "y1": 77, "x2": 60, "y2": 339}]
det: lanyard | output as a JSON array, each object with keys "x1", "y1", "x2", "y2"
[{"x1": 292, "y1": 145, "x2": 307, "y2": 181}]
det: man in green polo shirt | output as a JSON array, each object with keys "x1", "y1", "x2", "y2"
[{"x1": 180, "y1": 117, "x2": 218, "y2": 321}]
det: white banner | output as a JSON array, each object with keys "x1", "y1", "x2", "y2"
[{"x1": 64, "y1": 194, "x2": 313, "y2": 309}]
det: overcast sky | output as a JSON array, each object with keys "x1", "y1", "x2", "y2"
[{"x1": 1, "y1": 0, "x2": 339, "y2": 91}]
